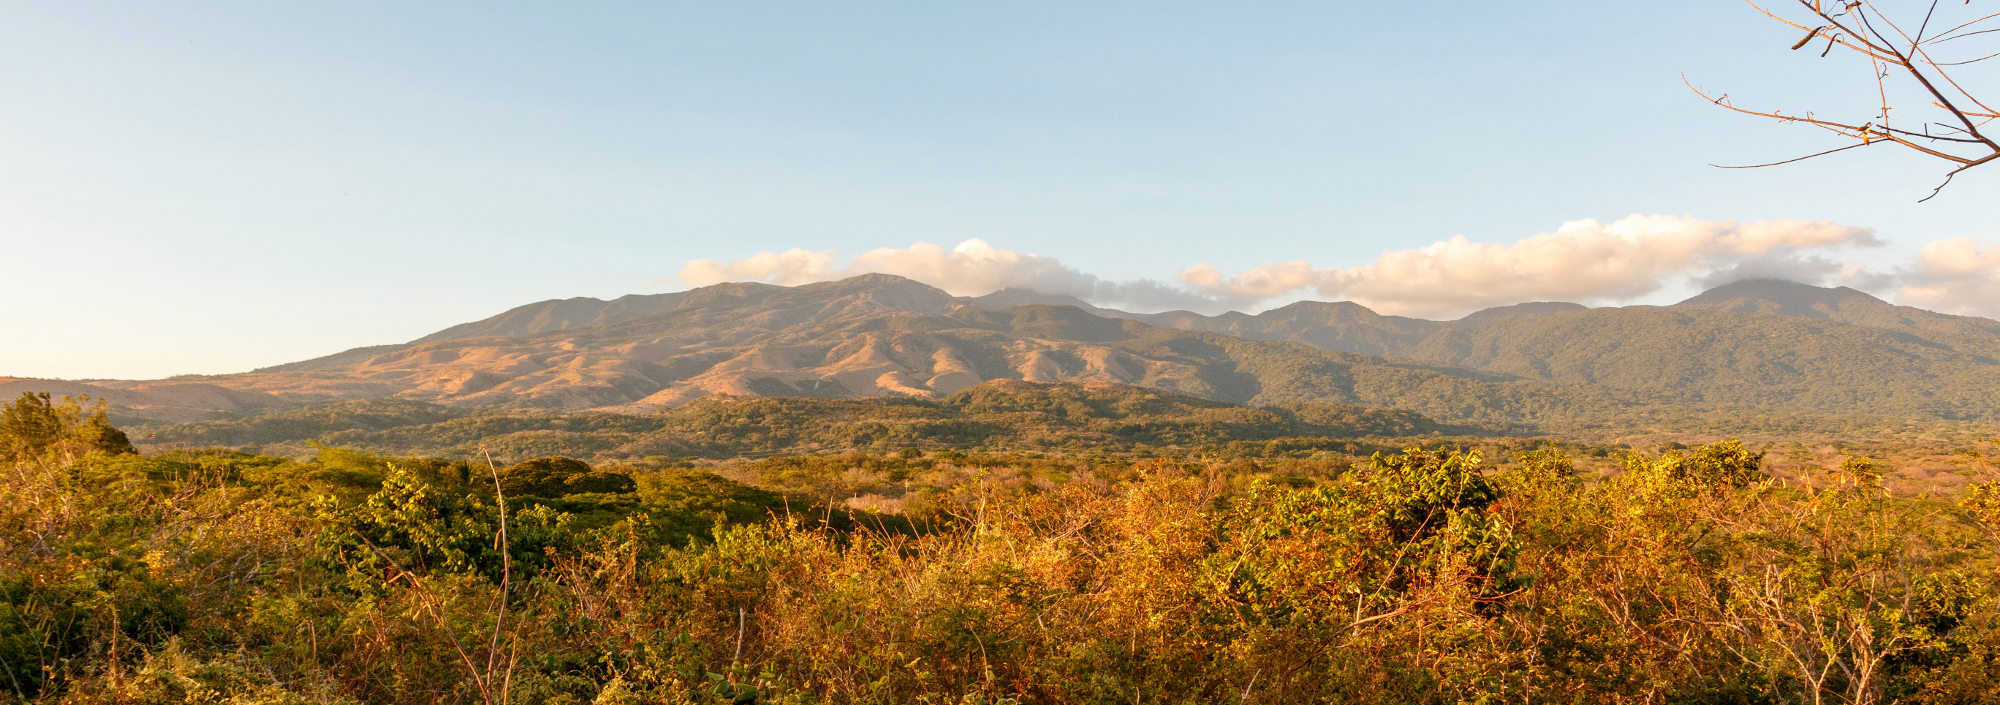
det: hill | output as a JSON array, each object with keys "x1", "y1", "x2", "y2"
[
  {"x1": 1397, "y1": 305, "x2": 1999, "y2": 418},
  {"x1": 1672, "y1": 278, "x2": 2000, "y2": 352},
  {"x1": 1119, "y1": 300, "x2": 1589, "y2": 356},
  {"x1": 1065, "y1": 279, "x2": 2000, "y2": 422},
  {"x1": 0, "y1": 376, "x2": 285, "y2": 422},
  {"x1": 15, "y1": 274, "x2": 2000, "y2": 434},
  {"x1": 52, "y1": 274, "x2": 1602, "y2": 430},
  {"x1": 131, "y1": 379, "x2": 1478, "y2": 462}
]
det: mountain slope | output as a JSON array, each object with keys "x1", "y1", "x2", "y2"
[
  {"x1": 1398, "y1": 305, "x2": 1999, "y2": 419},
  {"x1": 0, "y1": 376, "x2": 288, "y2": 422},
  {"x1": 410, "y1": 292, "x2": 698, "y2": 344},
  {"x1": 46, "y1": 275, "x2": 1601, "y2": 428},
  {"x1": 1083, "y1": 279, "x2": 1999, "y2": 368},
  {"x1": 407, "y1": 275, "x2": 959, "y2": 344},
  {"x1": 981, "y1": 279, "x2": 2000, "y2": 422},
  {"x1": 1672, "y1": 278, "x2": 2000, "y2": 355},
  {"x1": 21, "y1": 275, "x2": 2000, "y2": 430},
  {"x1": 300, "y1": 298, "x2": 1592, "y2": 427},
  {"x1": 1118, "y1": 300, "x2": 1592, "y2": 356}
]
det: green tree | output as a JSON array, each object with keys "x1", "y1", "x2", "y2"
[
  {"x1": 0, "y1": 392, "x2": 62, "y2": 458},
  {"x1": 500, "y1": 456, "x2": 636, "y2": 497},
  {"x1": 0, "y1": 392, "x2": 134, "y2": 460}
]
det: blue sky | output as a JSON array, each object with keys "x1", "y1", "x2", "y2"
[{"x1": 4, "y1": 2, "x2": 1996, "y2": 379}]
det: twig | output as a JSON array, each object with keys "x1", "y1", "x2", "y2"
[
  {"x1": 481, "y1": 445, "x2": 513, "y2": 703},
  {"x1": 1703, "y1": 1, "x2": 2000, "y2": 193},
  {"x1": 1710, "y1": 141, "x2": 1875, "y2": 168},
  {"x1": 733, "y1": 606, "x2": 747, "y2": 664}
]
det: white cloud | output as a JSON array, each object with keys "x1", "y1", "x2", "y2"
[
  {"x1": 1175, "y1": 261, "x2": 1326, "y2": 310},
  {"x1": 675, "y1": 239, "x2": 1242, "y2": 312},
  {"x1": 1894, "y1": 237, "x2": 2000, "y2": 318},
  {"x1": 676, "y1": 248, "x2": 842, "y2": 287},
  {"x1": 666, "y1": 216, "x2": 2000, "y2": 321},
  {"x1": 846, "y1": 240, "x2": 1099, "y2": 299},
  {"x1": 676, "y1": 238, "x2": 1097, "y2": 297},
  {"x1": 675, "y1": 239, "x2": 1241, "y2": 312},
  {"x1": 1688, "y1": 253, "x2": 1901, "y2": 292},
  {"x1": 1087, "y1": 278, "x2": 1244, "y2": 313},
  {"x1": 1175, "y1": 215, "x2": 1884, "y2": 318}
]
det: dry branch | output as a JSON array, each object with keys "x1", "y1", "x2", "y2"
[{"x1": 1702, "y1": 0, "x2": 2000, "y2": 198}]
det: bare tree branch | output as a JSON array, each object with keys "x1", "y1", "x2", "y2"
[
  {"x1": 1698, "y1": 1, "x2": 2000, "y2": 198},
  {"x1": 1711, "y1": 141, "x2": 1876, "y2": 168}
]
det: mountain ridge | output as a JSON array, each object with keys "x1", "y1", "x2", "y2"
[{"x1": 16, "y1": 275, "x2": 2000, "y2": 428}]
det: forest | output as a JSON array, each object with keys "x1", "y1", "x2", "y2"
[
  {"x1": 126, "y1": 381, "x2": 1471, "y2": 464},
  {"x1": 8, "y1": 389, "x2": 2000, "y2": 704}
]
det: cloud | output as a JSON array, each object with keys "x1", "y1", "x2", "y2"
[
  {"x1": 1688, "y1": 254, "x2": 1847, "y2": 290},
  {"x1": 675, "y1": 238, "x2": 1098, "y2": 297},
  {"x1": 1085, "y1": 278, "x2": 1241, "y2": 313},
  {"x1": 1175, "y1": 261, "x2": 1326, "y2": 310},
  {"x1": 1176, "y1": 215, "x2": 1884, "y2": 318},
  {"x1": 668, "y1": 215, "x2": 2000, "y2": 321},
  {"x1": 1894, "y1": 237, "x2": 2000, "y2": 318},
  {"x1": 674, "y1": 239, "x2": 1219, "y2": 312},
  {"x1": 847, "y1": 240, "x2": 1099, "y2": 300},
  {"x1": 676, "y1": 248, "x2": 842, "y2": 287}
]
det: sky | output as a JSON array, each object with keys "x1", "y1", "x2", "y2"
[{"x1": 3, "y1": 1, "x2": 1997, "y2": 380}]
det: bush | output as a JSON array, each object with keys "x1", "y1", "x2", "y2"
[{"x1": 499, "y1": 456, "x2": 637, "y2": 497}]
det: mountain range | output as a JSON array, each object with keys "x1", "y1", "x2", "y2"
[{"x1": 8, "y1": 275, "x2": 1998, "y2": 430}]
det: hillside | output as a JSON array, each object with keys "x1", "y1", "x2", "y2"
[
  {"x1": 1121, "y1": 279, "x2": 2000, "y2": 360},
  {"x1": 131, "y1": 379, "x2": 1478, "y2": 462},
  {"x1": 1075, "y1": 279, "x2": 2000, "y2": 422},
  {"x1": 1673, "y1": 278, "x2": 2000, "y2": 353},
  {"x1": 41, "y1": 275, "x2": 1602, "y2": 429},
  {"x1": 1399, "y1": 305, "x2": 2000, "y2": 418},
  {"x1": 14, "y1": 275, "x2": 2000, "y2": 432},
  {"x1": 0, "y1": 376, "x2": 283, "y2": 423}
]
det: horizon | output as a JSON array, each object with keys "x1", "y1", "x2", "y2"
[
  {"x1": 7, "y1": 273, "x2": 1914, "y2": 384},
  {"x1": 4, "y1": 2, "x2": 1997, "y2": 379}
]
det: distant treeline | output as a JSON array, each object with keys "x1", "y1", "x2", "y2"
[{"x1": 129, "y1": 381, "x2": 1488, "y2": 463}]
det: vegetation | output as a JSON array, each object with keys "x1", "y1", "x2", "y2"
[
  {"x1": 12, "y1": 389, "x2": 2000, "y2": 703},
  {"x1": 129, "y1": 380, "x2": 2000, "y2": 479},
  {"x1": 128, "y1": 277, "x2": 2000, "y2": 438},
  {"x1": 2, "y1": 392, "x2": 133, "y2": 460},
  {"x1": 129, "y1": 382, "x2": 1481, "y2": 464},
  {"x1": 1393, "y1": 306, "x2": 2000, "y2": 421}
]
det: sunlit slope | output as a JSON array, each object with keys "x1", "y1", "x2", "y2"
[
  {"x1": 275, "y1": 298, "x2": 1595, "y2": 427},
  {"x1": 132, "y1": 379, "x2": 1478, "y2": 461},
  {"x1": 63, "y1": 274, "x2": 1594, "y2": 427},
  {"x1": 28, "y1": 274, "x2": 2000, "y2": 428}
]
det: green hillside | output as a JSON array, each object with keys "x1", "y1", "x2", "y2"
[
  {"x1": 1093, "y1": 279, "x2": 2000, "y2": 423},
  {"x1": 926, "y1": 305, "x2": 1621, "y2": 426},
  {"x1": 131, "y1": 380, "x2": 1482, "y2": 462},
  {"x1": 60, "y1": 275, "x2": 2000, "y2": 439},
  {"x1": 1403, "y1": 305, "x2": 2000, "y2": 420}
]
